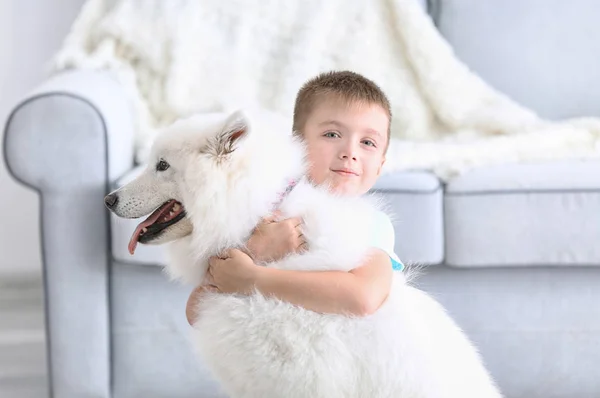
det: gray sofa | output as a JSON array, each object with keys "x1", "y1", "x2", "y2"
[{"x1": 4, "y1": 1, "x2": 600, "y2": 397}]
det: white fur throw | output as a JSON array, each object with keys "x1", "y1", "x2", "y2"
[{"x1": 52, "y1": 0, "x2": 600, "y2": 180}]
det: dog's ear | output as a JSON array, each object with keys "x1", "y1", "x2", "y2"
[{"x1": 214, "y1": 110, "x2": 250, "y2": 156}]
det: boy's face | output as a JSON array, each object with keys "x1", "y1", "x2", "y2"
[{"x1": 302, "y1": 99, "x2": 388, "y2": 196}]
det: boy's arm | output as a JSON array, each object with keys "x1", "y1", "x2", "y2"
[{"x1": 254, "y1": 248, "x2": 393, "y2": 316}]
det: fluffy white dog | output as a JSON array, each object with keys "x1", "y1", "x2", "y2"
[{"x1": 105, "y1": 109, "x2": 503, "y2": 398}]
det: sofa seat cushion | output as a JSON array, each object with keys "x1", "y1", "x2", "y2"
[
  {"x1": 445, "y1": 161, "x2": 600, "y2": 267},
  {"x1": 110, "y1": 263, "x2": 226, "y2": 397},
  {"x1": 110, "y1": 167, "x2": 444, "y2": 266}
]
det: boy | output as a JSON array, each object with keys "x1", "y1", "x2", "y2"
[{"x1": 186, "y1": 71, "x2": 403, "y2": 323}]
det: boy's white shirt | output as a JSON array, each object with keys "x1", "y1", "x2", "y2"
[{"x1": 370, "y1": 210, "x2": 402, "y2": 264}]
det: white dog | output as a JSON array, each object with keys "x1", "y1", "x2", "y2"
[{"x1": 105, "y1": 109, "x2": 503, "y2": 398}]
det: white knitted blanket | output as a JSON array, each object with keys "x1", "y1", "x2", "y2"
[{"x1": 52, "y1": 0, "x2": 600, "y2": 180}]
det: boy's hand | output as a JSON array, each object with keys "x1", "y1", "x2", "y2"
[
  {"x1": 186, "y1": 249, "x2": 256, "y2": 325},
  {"x1": 246, "y1": 211, "x2": 308, "y2": 262},
  {"x1": 206, "y1": 249, "x2": 261, "y2": 295}
]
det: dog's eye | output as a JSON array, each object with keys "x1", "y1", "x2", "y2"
[{"x1": 156, "y1": 159, "x2": 170, "y2": 171}]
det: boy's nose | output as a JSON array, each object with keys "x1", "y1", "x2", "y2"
[
  {"x1": 339, "y1": 147, "x2": 358, "y2": 161},
  {"x1": 338, "y1": 140, "x2": 358, "y2": 161}
]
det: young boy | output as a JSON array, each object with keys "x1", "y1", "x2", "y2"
[{"x1": 186, "y1": 71, "x2": 403, "y2": 324}]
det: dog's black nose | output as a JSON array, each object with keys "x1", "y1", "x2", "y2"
[{"x1": 104, "y1": 193, "x2": 118, "y2": 209}]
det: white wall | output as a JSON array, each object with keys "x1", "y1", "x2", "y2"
[{"x1": 0, "y1": 0, "x2": 85, "y2": 276}]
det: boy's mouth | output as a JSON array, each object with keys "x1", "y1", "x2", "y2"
[{"x1": 331, "y1": 168, "x2": 359, "y2": 176}]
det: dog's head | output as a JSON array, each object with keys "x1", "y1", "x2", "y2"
[{"x1": 104, "y1": 109, "x2": 303, "y2": 258}]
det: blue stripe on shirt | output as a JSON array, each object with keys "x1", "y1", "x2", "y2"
[{"x1": 391, "y1": 257, "x2": 404, "y2": 271}]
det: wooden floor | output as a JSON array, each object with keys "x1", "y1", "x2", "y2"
[{"x1": 0, "y1": 274, "x2": 49, "y2": 397}]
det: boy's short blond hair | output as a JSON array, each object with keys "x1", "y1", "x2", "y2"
[{"x1": 293, "y1": 71, "x2": 392, "y2": 150}]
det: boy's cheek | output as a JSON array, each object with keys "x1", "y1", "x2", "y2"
[
  {"x1": 308, "y1": 168, "x2": 328, "y2": 186},
  {"x1": 306, "y1": 152, "x2": 328, "y2": 184},
  {"x1": 306, "y1": 162, "x2": 321, "y2": 184}
]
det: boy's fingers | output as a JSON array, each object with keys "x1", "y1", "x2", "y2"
[
  {"x1": 298, "y1": 242, "x2": 309, "y2": 253},
  {"x1": 263, "y1": 210, "x2": 282, "y2": 223},
  {"x1": 216, "y1": 249, "x2": 231, "y2": 260},
  {"x1": 208, "y1": 264, "x2": 221, "y2": 284},
  {"x1": 262, "y1": 215, "x2": 275, "y2": 224},
  {"x1": 296, "y1": 233, "x2": 308, "y2": 252},
  {"x1": 239, "y1": 247, "x2": 253, "y2": 258},
  {"x1": 207, "y1": 257, "x2": 216, "y2": 266},
  {"x1": 229, "y1": 248, "x2": 245, "y2": 258},
  {"x1": 287, "y1": 217, "x2": 303, "y2": 228}
]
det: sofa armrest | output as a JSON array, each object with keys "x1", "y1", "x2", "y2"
[
  {"x1": 9, "y1": 69, "x2": 136, "y2": 182},
  {"x1": 3, "y1": 69, "x2": 136, "y2": 397}
]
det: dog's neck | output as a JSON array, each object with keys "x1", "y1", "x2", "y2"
[
  {"x1": 241, "y1": 131, "x2": 307, "y2": 214},
  {"x1": 272, "y1": 178, "x2": 300, "y2": 210},
  {"x1": 187, "y1": 132, "x2": 307, "y2": 261}
]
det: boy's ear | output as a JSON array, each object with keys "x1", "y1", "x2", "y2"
[{"x1": 215, "y1": 110, "x2": 250, "y2": 156}]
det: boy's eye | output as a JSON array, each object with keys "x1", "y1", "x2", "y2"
[
  {"x1": 362, "y1": 140, "x2": 377, "y2": 147},
  {"x1": 323, "y1": 131, "x2": 340, "y2": 138}
]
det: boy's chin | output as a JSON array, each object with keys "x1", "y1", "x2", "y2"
[{"x1": 328, "y1": 182, "x2": 364, "y2": 196}]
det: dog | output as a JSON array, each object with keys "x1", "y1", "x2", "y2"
[{"x1": 105, "y1": 109, "x2": 503, "y2": 398}]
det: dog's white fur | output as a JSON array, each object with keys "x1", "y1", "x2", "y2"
[{"x1": 107, "y1": 109, "x2": 503, "y2": 398}]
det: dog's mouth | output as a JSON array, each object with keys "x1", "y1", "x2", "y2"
[{"x1": 128, "y1": 199, "x2": 186, "y2": 254}]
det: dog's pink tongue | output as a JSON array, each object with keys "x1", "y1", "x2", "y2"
[
  {"x1": 128, "y1": 221, "x2": 152, "y2": 255},
  {"x1": 128, "y1": 202, "x2": 173, "y2": 255}
]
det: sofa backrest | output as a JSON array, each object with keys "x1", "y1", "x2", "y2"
[{"x1": 431, "y1": 0, "x2": 600, "y2": 120}]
